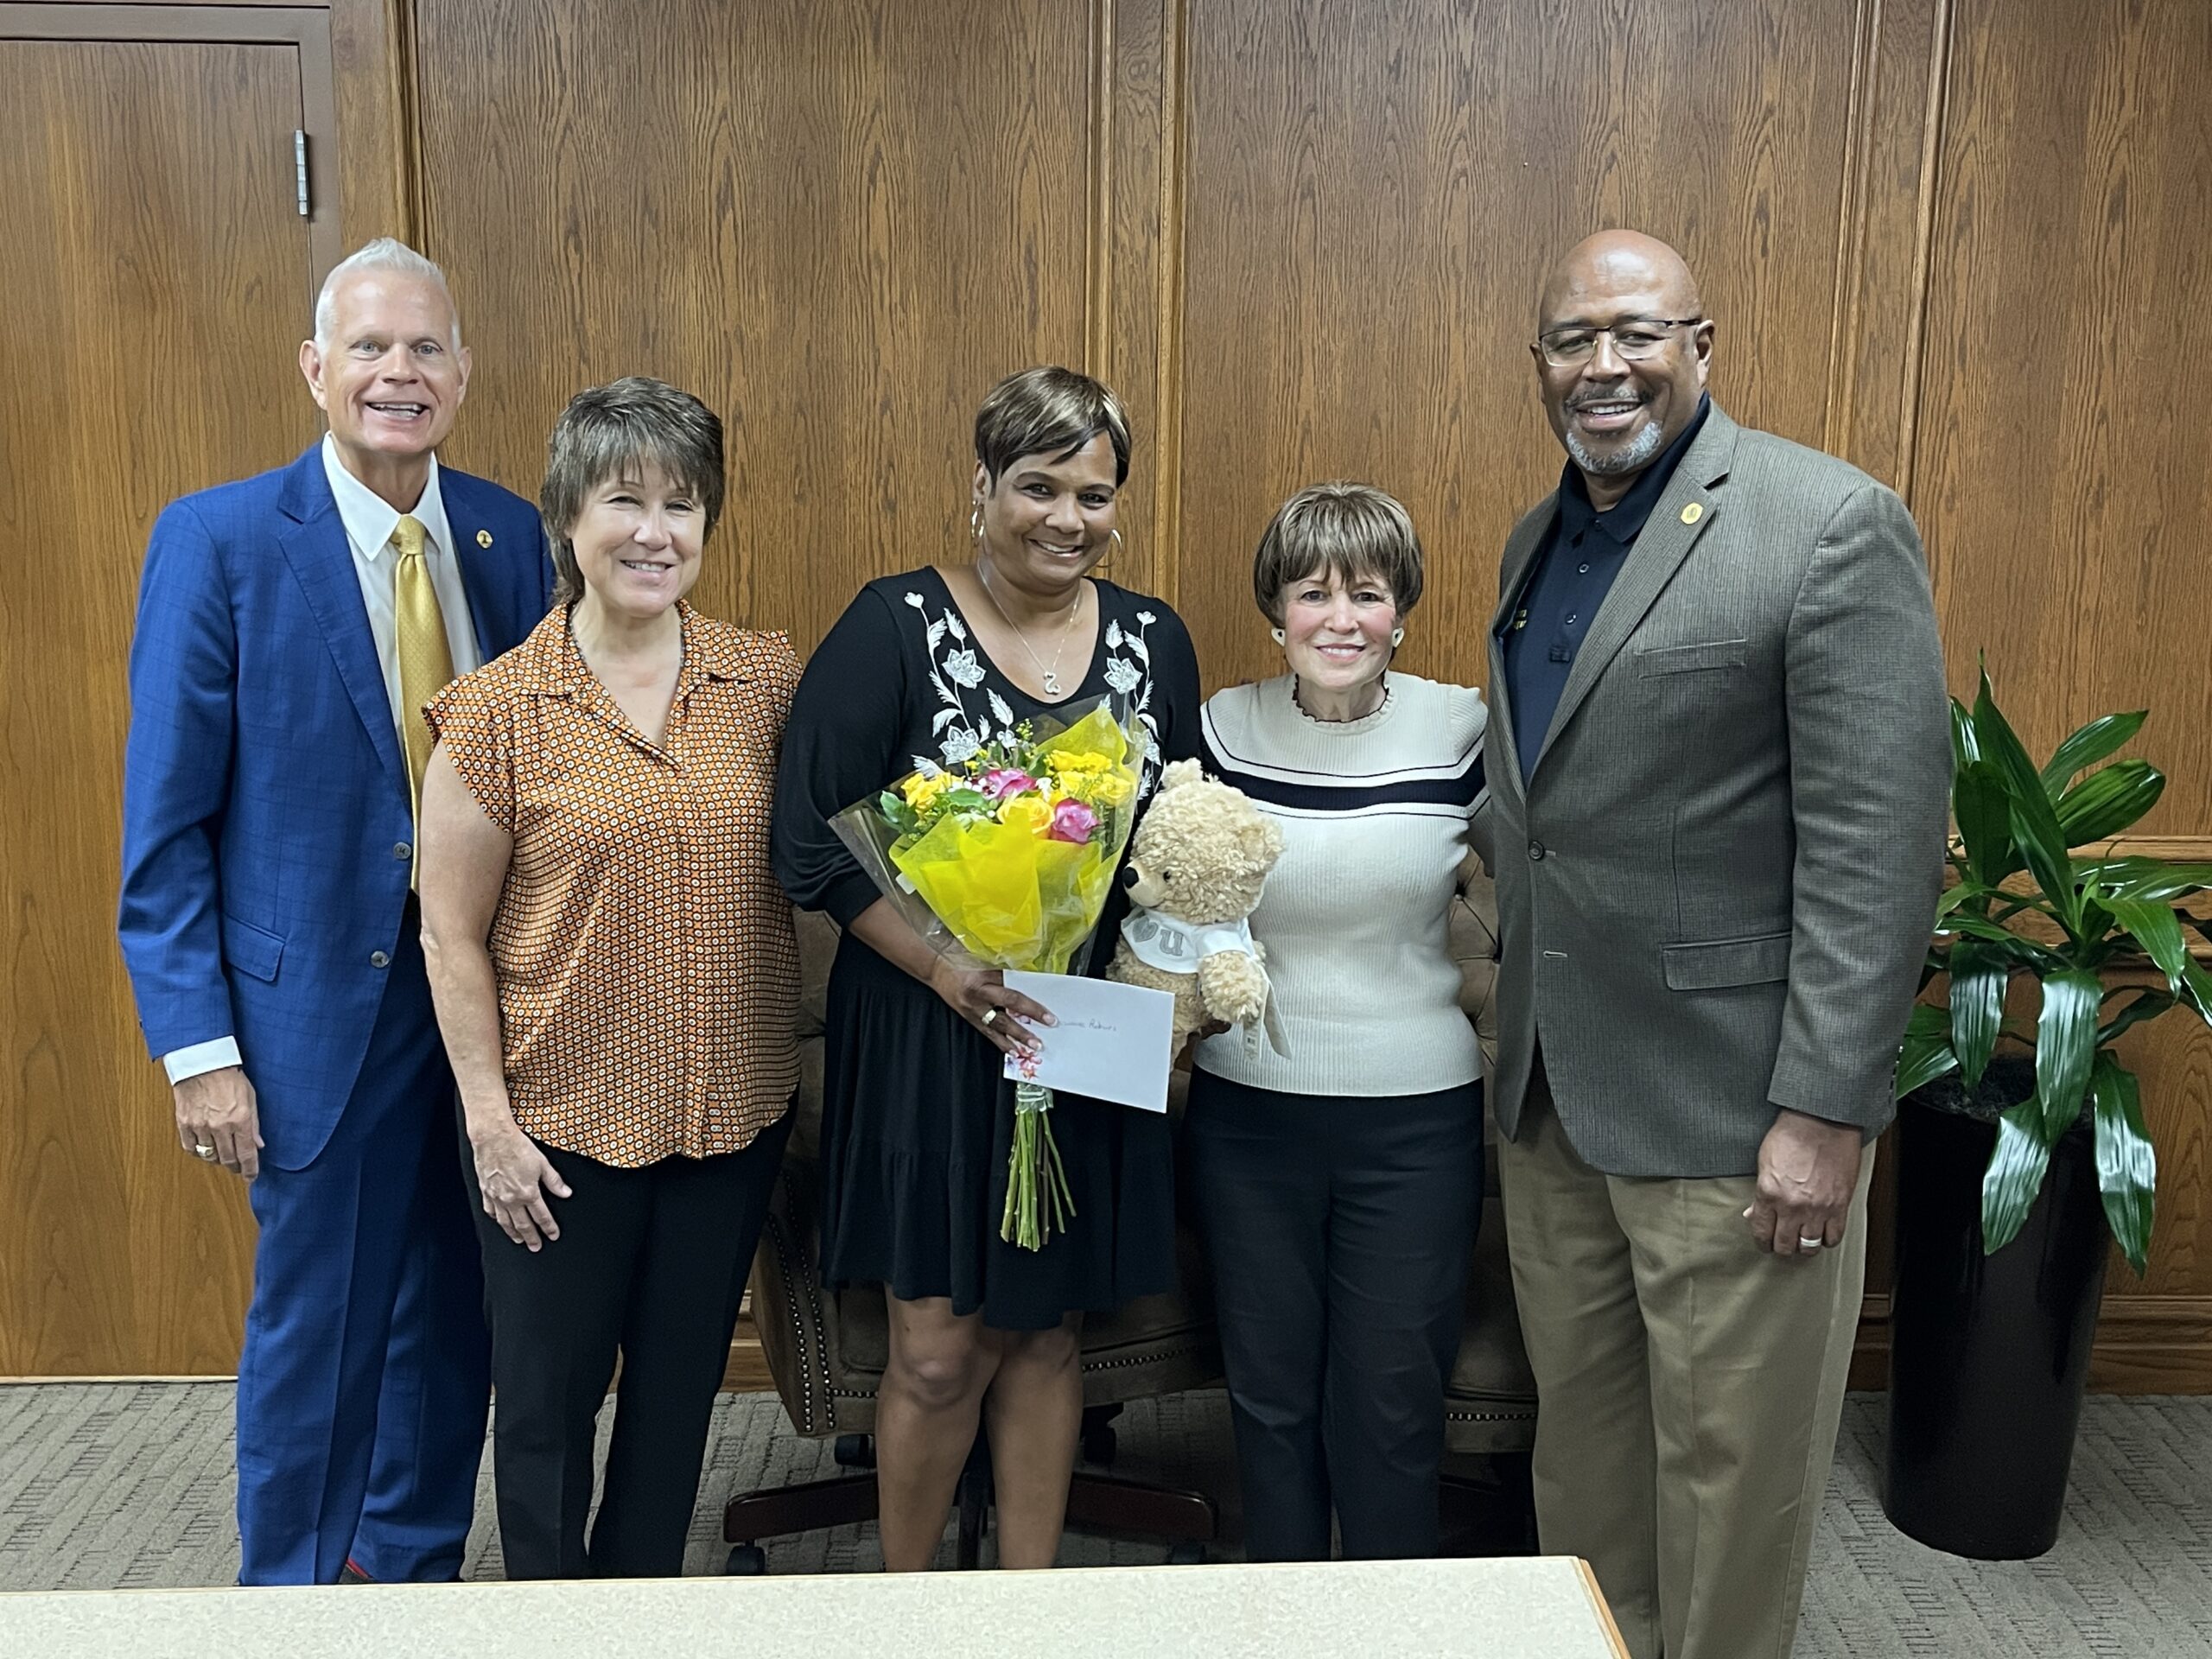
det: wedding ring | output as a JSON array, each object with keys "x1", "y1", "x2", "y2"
[
  {"x1": 194, "y1": 1145, "x2": 218, "y2": 1161},
  {"x1": 981, "y1": 1008, "x2": 1000, "y2": 1027},
  {"x1": 1798, "y1": 1235, "x2": 1825, "y2": 1250}
]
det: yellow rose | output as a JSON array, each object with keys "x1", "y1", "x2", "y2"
[
  {"x1": 1047, "y1": 750, "x2": 1110, "y2": 780},
  {"x1": 998, "y1": 794, "x2": 1051, "y2": 834},
  {"x1": 902, "y1": 771, "x2": 955, "y2": 810}
]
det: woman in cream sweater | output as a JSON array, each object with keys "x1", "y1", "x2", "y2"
[{"x1": 1191, "y1": 482, "x2": 1488, "y2": 1561}]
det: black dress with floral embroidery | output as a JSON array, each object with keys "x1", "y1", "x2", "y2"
[{"x1": 772, "y1": 568, "x2": 1201, "y2": 1330}]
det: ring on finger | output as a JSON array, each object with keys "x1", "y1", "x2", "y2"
[
  {"x1": 1797, "y1": 1235, "x2": 1826, "y2": 1250},
  {"x1": 981, "y1": 1007, "x2": 1000, "y2": 1027},
  {"x1": 194, "y1": 1144, "x2": 218, "y2": 1161}
]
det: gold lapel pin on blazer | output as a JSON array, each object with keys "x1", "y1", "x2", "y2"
[
  {"x1": 1681, "y1": 503, "x2": 1703, "y2": 524},
  {"x1": 476, "y1": 529, "x2": 493, "y2": 547}
]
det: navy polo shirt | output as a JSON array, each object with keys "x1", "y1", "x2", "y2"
[{"x1": 1502, "y1": 395, "x2": 1711, "y2": 782}]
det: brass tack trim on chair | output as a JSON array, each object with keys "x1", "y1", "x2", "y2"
[
  {"x1": 1079, "y1": 1345, "x2": 1209, "y2": 1375},
  {"x1": 1447, "y1": 1408, "x2": 1539, "y2": 1424},
  {"x1": 762, "y1": 1217, "x2": 817, "y2": 1435},
  {"x1": 796, "y1": 1274, "x2": 836, "y2": 1427},
  {"x1": 773, "y1": 1165, "x2": 841, "y2": 1433}
]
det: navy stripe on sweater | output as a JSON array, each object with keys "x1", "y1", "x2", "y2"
[{"x1": 1199, "y1": 738, "x2": 1485, "y2": 815}]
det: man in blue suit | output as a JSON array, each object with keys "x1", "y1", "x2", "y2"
[{"x1": 118, "y1": 238, "x2": 550, "y2": 1585}]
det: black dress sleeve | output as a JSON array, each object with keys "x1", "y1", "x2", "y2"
[
  {"x1": 1143, "y1": 603, "x2": 1203, "y2": 766},
  {"x1": 772, "y1": 586, "x2": 910, "y2": 929},
  {"x1": 1081, "y1": 595, "x2": 1204, "y2": 977}
]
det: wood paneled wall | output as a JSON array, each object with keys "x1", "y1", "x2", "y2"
[
  {"x1": 1904, "y1": 0, "x2": 2212, "y2": 1376},
  {"x1": 414, "y1": 0, "x2": 1104, "y2": 652},
  {"x1": 1917, "y1": 0, "x2": 2212, "y2": 843},
  {"x1": 7, "y1": 0, "x2": 2208, "y2": 1381},
  {"x1": 1178, "y1": 0, "x2": 1871, "y2": 690}
]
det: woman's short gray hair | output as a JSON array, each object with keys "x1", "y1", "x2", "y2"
[
  {"x1": 313, "y1": 238, "x2": 461, "y2": 349},
  {"x1": 541, "y1": 378, "x2": 726, "y2": 607},
  {"x1": 1252, "y1": 482, "x2": 1425, "y2": 625},
  {"x1": 975, "y1": 365, "x2": 1132, "y2": 486}
]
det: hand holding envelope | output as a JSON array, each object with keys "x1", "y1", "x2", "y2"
[
  {"x1": 1001, "y1": 971, "x2": 1177, "y2": 1114},
  {"x1": 830, "y1": 698, "x2": 1147, "y2": 1250}
]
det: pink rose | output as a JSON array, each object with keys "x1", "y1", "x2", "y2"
[
  {"x1": 980, "y1": 767, "x2": 1036, "y2": 801},
  {"x1": 1047, "y1": 798, "x2": 1100, "y2": 844}
]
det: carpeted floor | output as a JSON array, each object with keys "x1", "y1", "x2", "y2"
[{"x1": 2, "y1": 1383, "x2": 2207, "y2": 1656}]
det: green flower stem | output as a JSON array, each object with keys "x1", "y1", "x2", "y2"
[{"x1": 1003, "y1": 1084, "x2": 1077, "y2": 1251}]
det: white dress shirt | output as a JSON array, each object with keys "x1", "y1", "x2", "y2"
[{"x1": 163, "y1": 438, "x2": 484, "y2": 1086}]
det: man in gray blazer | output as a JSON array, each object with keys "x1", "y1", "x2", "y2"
[{"x1": 1484, "y1": 231, "x2": 1948, "y2": 1659}]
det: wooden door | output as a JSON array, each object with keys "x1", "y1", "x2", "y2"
[{"x1": 0, "y1": 13, "x2": 331, "y2": 1373}]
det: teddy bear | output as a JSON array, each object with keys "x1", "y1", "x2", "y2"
[{"x1": 1106, "y1": 758, "x2": 1286, "y2": 1053}]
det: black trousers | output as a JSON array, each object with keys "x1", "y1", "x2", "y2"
[
  {"x1": 1186, "y1": 1069, "x2": 1482, "y2": 1561},
  {"x1": 461, "y1": 1109, "x2": 793, "y2": 1579}
]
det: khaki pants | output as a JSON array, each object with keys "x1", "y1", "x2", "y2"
[{"x1": 1497, "y1": 1076, "x2": 1870, "y2": 1659}]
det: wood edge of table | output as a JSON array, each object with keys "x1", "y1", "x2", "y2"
[{"x1": 1573, "y1": 1558, "x2": 1630, "y2": 1658}]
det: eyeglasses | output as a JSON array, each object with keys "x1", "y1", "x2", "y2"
[{"x1": 1535, "y1": 316, "x2": 1704, "y2": 368}]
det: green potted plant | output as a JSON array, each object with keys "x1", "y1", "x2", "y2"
[{"x1": 1882, "y1": 666, "x2": 2212, "y2": 1559}]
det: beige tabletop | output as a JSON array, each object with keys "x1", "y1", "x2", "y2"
[{"x1": 0, "y1": 1556, "x2": 1628, "y2": 1657}]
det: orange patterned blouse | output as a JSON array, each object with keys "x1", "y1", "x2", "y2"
[{"x1": 426, "y1": 601, "x2": 801, "y2": 1166}]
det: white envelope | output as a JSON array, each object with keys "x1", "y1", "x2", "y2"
[{"x1": 999, "y1": 971, "x2": 1177, "y2": 1114}]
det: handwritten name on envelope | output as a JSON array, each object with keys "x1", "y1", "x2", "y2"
[{"x1": 1000, "y1": 971, "x2": 1176, "y2": 1114}]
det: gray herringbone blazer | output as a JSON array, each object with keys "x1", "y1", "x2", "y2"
[{"x1": 1481, "y1": 403, "x2": 1950, "y2": 1177}]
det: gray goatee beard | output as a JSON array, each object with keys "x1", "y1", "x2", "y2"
[{"x1": 1565, "y1": 411, "x2": 1666, "y2": 477}]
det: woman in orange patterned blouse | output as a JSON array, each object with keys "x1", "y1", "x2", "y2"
[{"x1": 418, "y1": 378, "x2": 800, "y2": 1580}]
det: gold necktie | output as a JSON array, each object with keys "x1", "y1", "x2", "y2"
[{"x1": 391, "y1": 513, "x2": 454, "y2": 872}]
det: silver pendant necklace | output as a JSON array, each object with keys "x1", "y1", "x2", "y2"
[{"x1": 976, "y1": 556, "x2": 1084, "y2": 697}]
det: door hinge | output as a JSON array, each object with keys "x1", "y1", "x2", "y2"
[{"x1": 294, "y1": 130, "x2": 310, "y2": 217}]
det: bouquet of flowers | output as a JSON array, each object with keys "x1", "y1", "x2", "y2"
[{"x1": 831, "y1": 698, "x2": 1144, "y2": 1249}]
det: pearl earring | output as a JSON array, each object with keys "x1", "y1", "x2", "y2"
[
  {"x1": 1391, "y1": 627, "x2": 1405, "y2": 647},
  {"x1": 1271, "y1": 627, "x2": 1286, "y2": 645}
]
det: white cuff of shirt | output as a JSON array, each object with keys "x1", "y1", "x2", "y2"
[{"x1": 163, "y1": 1037, "x2": 243, "y2": 1085}]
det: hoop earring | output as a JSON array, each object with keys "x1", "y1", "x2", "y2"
[
  {"x1": 1271, "y1": 627, "x2": 1286, "y2": 645},
  {"x1": 1390, "y1": 627, "x2": 1405, "y2": 647},
  {"x1": 969, "y1": 503, "x2": 983, "y2": 539},
  {"x1": 1094, "y1": 524, "x2": 1121, "y2": 575}
]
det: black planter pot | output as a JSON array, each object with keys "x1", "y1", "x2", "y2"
[{"x1": 1884, "y1": 1087, "x2": 2108, "y2": 1559}]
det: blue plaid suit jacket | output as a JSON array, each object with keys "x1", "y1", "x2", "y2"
[{"x1": 118, "y1": 446, "x2": 550, "y2": 1169}]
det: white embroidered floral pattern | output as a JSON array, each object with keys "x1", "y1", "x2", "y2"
[
  {"x1": 1103, "y1": 612, "x2": 1163, "y2": 798},
  {"x1": 903, "y1": 588, "x2": 1165, "y2": 798}
]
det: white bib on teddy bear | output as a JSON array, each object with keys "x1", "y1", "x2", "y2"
[
  {"x1": 1119, "y1": 910, "x2": 1287, "y2": 1058},
  {"x1": 1119, "y1": 910, "x2": 1257, "y2": 971}
]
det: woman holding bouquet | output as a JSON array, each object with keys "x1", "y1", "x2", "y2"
[
  {"x1": 772, "y1": 366, "x2": 1199, "y2": 1571},
  {"x1": 1189, "y1": 483, "x2": 1488, "y2": 1561}
]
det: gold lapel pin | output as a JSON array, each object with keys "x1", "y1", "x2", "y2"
[
  {"x1": 1681, "y1": 503, "x2": 1703, "y2": 524},
  {"x1": 476, "y1": 529, "x2": 493, "y2": 548}
]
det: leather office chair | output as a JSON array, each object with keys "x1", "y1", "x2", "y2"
[{"x1": 728, "y1": 881, "x2": 1536, "y2": 1568}]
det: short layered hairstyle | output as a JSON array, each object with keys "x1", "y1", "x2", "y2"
[
  {"x1": 975, "y1": 365, "x2": 1132, "y2": 486},
  {"x1": 541, "y1": 377, "x2": 726, "y2": 607},
  {"x1": 314, "y1": 238, "x2": 460, "y2": 350},
  {"x1": 1251, "y1": 481, "x2": 1425, "y2": 624}
]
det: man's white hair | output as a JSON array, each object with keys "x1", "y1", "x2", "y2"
[{"x1": 313, "y1": 237, "x2": 462, "y2": 350}]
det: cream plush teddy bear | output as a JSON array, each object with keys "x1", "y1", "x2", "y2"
[{"x1": 1106, "y1": 758, "x2": 1285, "y2": 1052}]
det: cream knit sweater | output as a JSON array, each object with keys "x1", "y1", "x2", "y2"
[{"x1": 1192, "y1": 672, "x2": 1488, "y2": 1098}]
